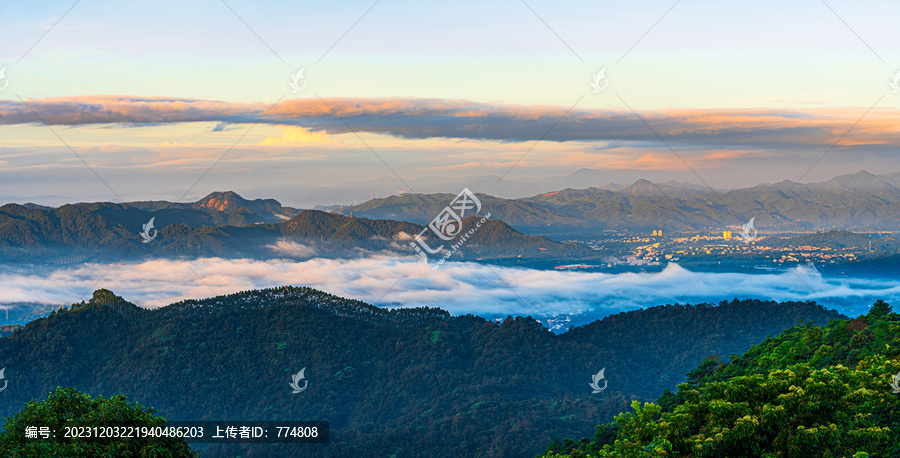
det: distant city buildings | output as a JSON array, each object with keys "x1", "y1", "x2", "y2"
[{"x1": 580, "y1": 230, "x2": 873, "y2": 270}]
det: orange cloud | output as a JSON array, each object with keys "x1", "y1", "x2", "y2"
[
  {"x1": 159, "y1": 140, "x2": 197, "y2": 147},
  {"x1": 2, "y1": 95, "x2": 899, "y2": 152},
  {"x1": 259, "y1": 126, "x2": 333, "y2": 146}
]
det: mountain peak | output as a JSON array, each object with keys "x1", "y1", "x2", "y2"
[
  {"x1": 825, "y1": 170, "x2": 898, "y2": 193},
  {"x1": 89, "y1": 289, "x2": 123, "y2": 306},
  {"x1": 74, "y1": 289, "x2": 141, "y2": 315},
  {"x1": 624, "y1": 179, "x2": 665, "y2": 197},
  {"x1": 191, "y1": 191, "x2": 292, "y2": 220},
  {"x1": 569, "y1": 167, "x2": 601, "y2": 176},
  {"x1": 195, "y1": 191, "x2": 250, "y2": 211}
]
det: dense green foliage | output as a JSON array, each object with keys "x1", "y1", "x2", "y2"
[
  {"x1": 543, "y1": 300, "x2": 900, "y2": 457},
  {"x1": 0, "y1": 324, "x2": 23, "y2": 337},
  {"x1": 0, "y1": 288, "x2": 842, "y2": 457},
  {"x1": 0, "y1": 387, "x2": 195, "y2": 457}
]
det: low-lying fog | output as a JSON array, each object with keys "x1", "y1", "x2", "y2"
[{"x1": 2, "y1": 257, "x2": 897, "y2": 329}]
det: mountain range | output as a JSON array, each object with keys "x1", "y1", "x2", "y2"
[
  {"x1": 4, "y1": 170, "x2": 900, "y2": 265},
  {"x1": 0, "y1": 168, "x2": 710, "y2": 209},
  {"x1": 342, "y1": 170, "x2": 900, "y2": 234},
  {"x1": 126, "y1": 191, "x2": 301, "y2": 222},
  {"x1": 0, "y1": 192, "x2": 592, "y2": 264},
  {"x1": 0, "y1": 288, "x2": 845, "y2": 457}
]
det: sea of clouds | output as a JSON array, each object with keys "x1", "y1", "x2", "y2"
[{"x1": 1, "y1": 258, "x2": 898, "y2": 327}]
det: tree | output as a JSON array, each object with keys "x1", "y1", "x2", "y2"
[
  {"x1": 869, "y1": 299, "x2": 892, "y2": 318},
  {"x1": 542, "y1": 301, "x2": 900, "y2": 458},
  {"x1": 0, "y1": 387, "x2": 196, "y2": 457}
]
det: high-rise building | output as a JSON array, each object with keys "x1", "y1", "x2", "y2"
[{"x1": 723, "y1": 231, "x2": 732, "y2": 239}]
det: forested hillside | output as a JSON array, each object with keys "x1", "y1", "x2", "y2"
[
  {"x1": 544, "y1": 300, "x2": 899, "y2": 457},
  {"x1": 0, "y1": 288, "x2": 843, "y2": 457},
  {"x1": 0, "y1": 198, "x2": 590, "y2": 263}
]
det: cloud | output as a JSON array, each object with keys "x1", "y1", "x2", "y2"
[
  {"x1": 2, "y1": 96, "x2": 899, "y2": 152},
  {"x1": 265, "y1": 239, "x2": 318, "y2": 258},
  {"x1": 0, "y1": 259, "x2": 894, "y2": 327},
  {"x1": 158, "y1": 140, "x2": 196, "y2": 147},
  {"x1": 393, "y1": 231, "x2": 414, "y2": 241},
  {"x1": 259, "y1": 126, "x2": 333, "y2": 146},
  {"x1": 212, "y1": 122, "x2": 239, "y2": 132}
]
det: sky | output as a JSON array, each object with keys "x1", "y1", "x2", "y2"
[{"x1": 1, "y1": 0, "x2": 899, "y2": 205}]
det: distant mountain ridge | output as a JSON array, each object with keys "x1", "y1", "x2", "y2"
[
  {"x1": 0, "y1": 193, "x2": 592, "y2": 263},
  {"x1": 5, "y1": 170, "x2": 900, "y2": 263},
  {"x1": 127, "y1": 191, "x2": 299, "y2": 221},
  {"x1": 778, "y1": 229, "x2": 900, "y2": 250},
  {"x1": 343, "y1": 170, "x2": 900, "y2": 233}
]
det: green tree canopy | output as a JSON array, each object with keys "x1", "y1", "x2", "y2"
[
  {"x1": 870, "y1": 299, "x2": 892, "y2": 318},
  {"x1": 0, "y1": 387, "x2": 196, "y2": 457},
  {"x1": 544, "y1": 300, "x2": 900, "y2": 457}
]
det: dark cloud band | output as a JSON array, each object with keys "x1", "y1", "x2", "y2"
[{"x1": 1, "y1": 96, "x2": 895, "y2": 151}]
